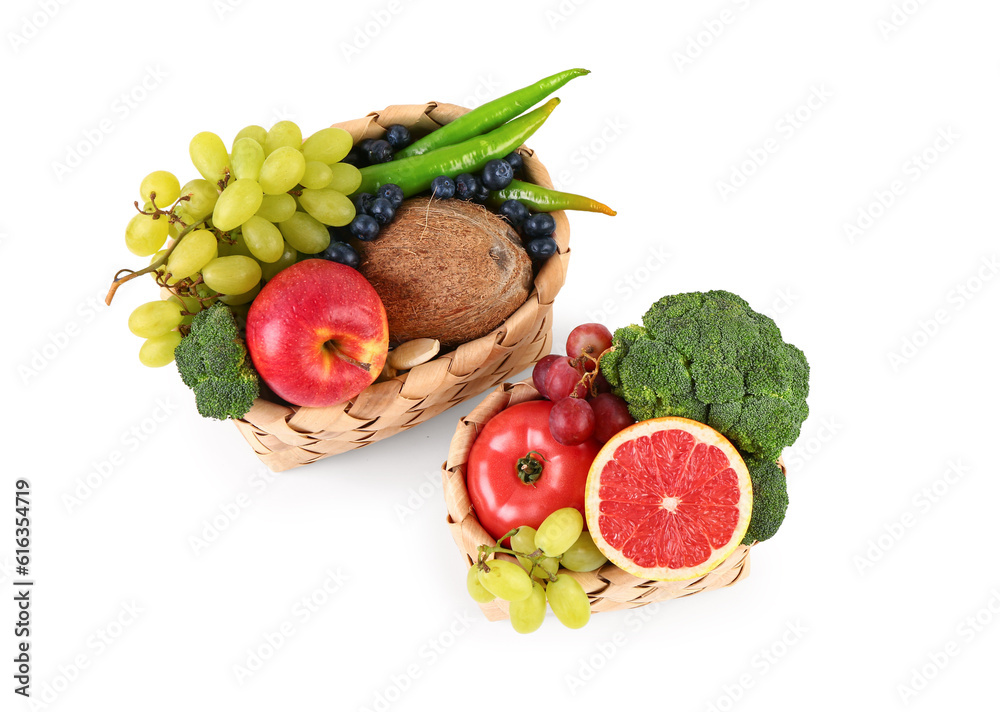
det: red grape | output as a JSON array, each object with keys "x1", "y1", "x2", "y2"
[
  {"x1": 546, "y1": 358, "x2": 587, "y2": 400},
  {"x1": 592, "y1": 371, "x2": 613, "y2": 395},
  {"x1": 566, "y1": 323, "x2": 613, "y2": 371},
  {"x1": 532, "y1": 354, "x2": 563, "y2": 398},
  {"x1": 590, "y1": 393, "x2": 635, "y2": 443},
  {"x1": 549, "y1": 397, "x2": 596, "y2": 446}
]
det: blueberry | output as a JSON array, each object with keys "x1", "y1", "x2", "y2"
[
  {"x1": 454, "y1": 173, "x2": 480, "y2": 201},
  {"x1": 319, "y1": 241, "x2": 361, "y2": 269},
  {"x1": 368, "y1": 197, "x2": 396, "y2": 226},
  {"x1": 384, "y1": 124, "x2": 411, "y2": 150},
  {"x1": 377, "y1": 183, "x2": 404, "y2": 209},
  {"x1": 356, "y1": 139, "x2": 375, "y2": 160},
  {"x1": 498, "y1": 199, "x2": 530, "y2": 228},
  {"x1": 349, "y1": 214, "x2": 380, "y2": 242},
  {"x1": 368, "y1": 139, "x2": 394, "y2": 164},
  {"x1": 523, "y1": 213, "x2": 556, "y2": 238},
  {"x1": 343, "y1": 147, "x2": 366, "y2": 168},
  {"x1": 353, "y1": 192, "x2": 375, "y2": 216},
  {"x1": 480, "y1": 159, "x2": 514, "y2": 191},
  {"x1": 473, "y1": 182, "x2": 491, "y2": 203},
  {"x1": 327, "y1": 225, "x2": 351, "y2": 241},
  {"x1": 526, "y1": 236, "x2": 558, "y2": 260},
  {"x1": 504, "y1": 151, "x2": 524, "y2": 173},
  {"x1": 430, "y1": 175, "x2": 456, "y2": 199}
]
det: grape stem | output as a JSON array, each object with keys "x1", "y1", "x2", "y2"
[
  {"x1": 571, "y1": 346, "x2": 617, "y2": 398},
  {"x1": 476, "y1": 529, "x2": 558, "y2": 583},
  {"x1": 104, "y1": 219, "x2": 205, "y2": 305}
]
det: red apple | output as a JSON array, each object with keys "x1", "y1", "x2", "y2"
[{"x1": 246, "y1": 260, "x2": 389, "y2": 408}]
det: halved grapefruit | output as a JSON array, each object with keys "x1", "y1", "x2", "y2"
[{"x1": 585, "y1": 417, "x2": 752, "y2": 581}]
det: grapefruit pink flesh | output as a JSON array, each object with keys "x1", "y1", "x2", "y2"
[{"x1": 586, "y1": 417, "x2": 752, "y2": 581}]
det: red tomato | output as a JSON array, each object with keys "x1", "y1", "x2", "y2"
[{"x1": 466, "y1": 400, "x2": 602, "y2": 542}]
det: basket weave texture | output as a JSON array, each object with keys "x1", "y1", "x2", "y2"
[
  {"x1": 443, "y1": 381, "x2": 754, "y2": 622},
  {"x1": 232, "y1": 103, "x2": 571, "y2": 472}
]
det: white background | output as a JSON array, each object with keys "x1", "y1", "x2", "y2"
[{"x1": 3, "y1": 0, "x2": 999, "y2": 710}]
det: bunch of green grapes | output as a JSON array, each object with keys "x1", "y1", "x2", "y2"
[
  {"x1": 466, "y1": 507, "x2": 609, "y2": 634},
  {"x1": 122, "y1": 120, "x2": 360, "y2": 367}
]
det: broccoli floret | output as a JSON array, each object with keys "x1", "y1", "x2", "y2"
[
  {"x1": 742, "y1": 458, "x2": 788, "y2": 544},
  {"x1": 174, "y1": 303, "x2": 259, "y2": 420},
  {"x1": 600, "y1": 290, "x2": 809, "y2": 462}
]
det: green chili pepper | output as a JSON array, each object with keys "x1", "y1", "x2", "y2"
[
  {"x1": 355, "y1": 99, "x2": 560, "y2": 198},
  {"x1": 395, "y1": 68, "x2": 589, "y2": 160},
  {"x1": 492, "y1": 179, "x2": 616, "y2": 216}
]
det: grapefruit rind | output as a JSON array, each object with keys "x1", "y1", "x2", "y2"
[{"x1": 585, "y1": 417, "x2": 752, "y2": 582}]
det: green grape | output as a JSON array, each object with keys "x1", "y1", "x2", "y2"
[
  {"x1": 166, "y1": 229, "x2": 218, "y2": 281},
  {"x1": 179, "y1": 179, "x2": 219, "y2": 220},
  {"x1": 189, "y1": 131, "x2": 230, "y2": 185},
  {"x1": 532, "y1": 556, "x2": 560, "y2": 580},
  {"x1": 536, "y1": 508, "x2": 584, "y2": 557},
  {"x1": 217, "y1": 232, "x2": 248, "y2": 257},
  {"x1": 139, "y1": 331, "x2": 183, "y2": 368},
  {"x1": 301, "y1": 127, "x2": 352, "y2": 163},
  {"x1": 125, "y1": 213, "x2": 169, "y2": 256},
  {"x1": 300, "y1": 161, "x2": 334, "y2": 189},
  {"x1": 561, "y1": 531, "x2": 608, "y2": 572},
  {"x1": 231, "y1": 137, "x2": 265, "y2": 181},
  {"x1": 298, "y1": 188, "x2": 355, "y2": 227},
  {"x1": 168, "y1": 294, "x2": 202, "y2": 325},
  {"x1": 228, "y1": 302, "x2": 252, "y2": 329},
  {"x1": 278, "y1": 212, "x2": 330, "y2": 254},
  {"x1": 466, "y1": 566, "x2": 496, "y2": 604},
  {"x1": 546, "y1": 574, "x2": 591, "y2": 629},
  {"x1": 327, "y1": 162, "x2": 363, "y2": 194},
  {"x1": 202, "y1": 255, "x2": 262, "y2": 295},
  {"x1": 128, "y1": 300, "x2": 184, "y2": 338},
  {"x1": 477, "y1": 559, "x2": 532, "y2": 603},
  {"x1": 241, "y1": 215, "x2": 283, "y2": 262},
  {"x1": 139, "y1": 170, "x2": 180, "y2": 207},
  {"x1": 261, "y1": 241, "x2": 297, "y2": 280},
  {"x1": 149, "y1": 248, "x2": 169, "y2": 267},
  {"x1": 510, "y1": 526, "x2": 557, "y2": 580},
  {"x1": 219, "y1": 282, "x2": 260, "y2": 306},
  {"x1": 256, "y1": 193, "x2": 297, "y2": 223},
  {"x1": 259, "y1": 146, "x2": 306, "y2": 195},
  {"x1": 212, "y1": 179, "x2": 264, "y2": 231},
  {"x1": 510, "y1": 581, "x2": 547, "y2": 634},
  {"x1": 264, "y1": 120, "x2": 302, "y2": 154},
  {"x1": 511, "y1": 526, "x2": 539, "y2": 571},
  {"x1": 234, "y1": 124, "x2": 267, "y2": 146}
]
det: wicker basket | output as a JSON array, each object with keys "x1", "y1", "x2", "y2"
[
  {"x1": 443, "y1": 380, "x2": 757, "y2": 622},
  {"x1": 232, "y1": 103, "x2": 571, "y2": 471}
]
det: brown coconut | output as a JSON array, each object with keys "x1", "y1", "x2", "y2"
[{"x1": 358, "y1": 197, "x2": 533, "y2": 347}]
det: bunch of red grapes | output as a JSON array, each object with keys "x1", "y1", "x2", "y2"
[{"x1": 532, "y1": 323, "x2": 635, "y2": 446}]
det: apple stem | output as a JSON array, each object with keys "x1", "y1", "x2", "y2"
[{"x1": 324, "y1": 345, "x2": 372, "y2": 372}]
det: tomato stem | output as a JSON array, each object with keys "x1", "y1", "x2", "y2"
[{"x1": 515, "y1": 451, "x2": 548, "y2": 485}]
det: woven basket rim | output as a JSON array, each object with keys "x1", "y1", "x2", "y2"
[
  {"x1": 442, "y1": 380, "x2": 759, "y2": 621},
  {"x1": 233, "y1": 102, "x2": 571, "y2": 440}
]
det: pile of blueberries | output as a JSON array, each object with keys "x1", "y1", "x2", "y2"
[{"x1": 316, "y1": 124, "x2": 558, "y2": 269}]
